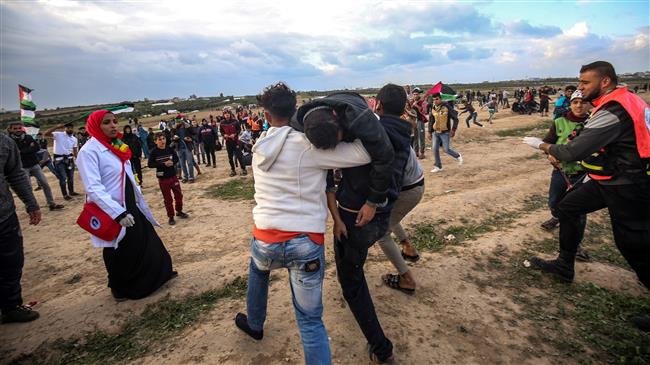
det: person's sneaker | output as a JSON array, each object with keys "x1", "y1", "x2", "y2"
[
  {"x1": 70, "y1": 192, "x2": 81, "y2": 196},
  {"x1": 575, "y1": 248, "x2": 591, "y2": 262},
  {"x1": 188, "y1": 179, "x2": 195, "y2": 184},
  {"x1": 181, "y1": 178, "x2": 188, "y2": 183},
  {"x1": 430, "y1": 166, "x2": 443, "y2": 173},
  {"x1": 34, "y1": 186, "x2": 42, "y2": 191},
  {"x1": 212, "y1": 164, "x2": 216, "y2": 168},
  {"x1": 530, "y1": 255, "x2": 575, "y2": 283},
  {"x1": 229, "y1": 171, "x2": 236, "y2": 177},
  {"x1": 235, "y1": 313, "x2": 263, "y2": 340},
  {"x1": 177, "y1": 212, "x2": 189, "y2": 219},
  {"x1": 456, "y1": 153, "x2": 463, "y2": 165},
  {"x1": 1, "y1": 305, "x2": 40, "y2": 323},
  {"x1": 63, "y1": 195, "x2": 73, "y2": 201},
  {"x1": 540, "y1": 217, "x2": 559, "y2": 231},
  {"x1": 49, "y1": 203, "x2": 65, "y2": 211},
  {"x1": 168, "y1": 217, "x2": 176, "y2": 225},
  {"x1": 241, "y1": 169, "x2": 247, "y2": 176},
  {"x1": 631, "y1": 315, "x2": 650, "y2": 332}
]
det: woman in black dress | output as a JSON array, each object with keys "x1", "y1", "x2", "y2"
[{"x1": 77, "y1": 110, "x2": 176, "y2": 301}]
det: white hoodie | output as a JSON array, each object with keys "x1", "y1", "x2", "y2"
[{"x1": 252, "y1": 126, "x2": 371, "y2": 233}]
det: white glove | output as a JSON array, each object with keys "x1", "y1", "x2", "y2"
[
  {"x1": 119, "y1": 214, "x2": 135, "y2": 227},
  {"x1": 523, "y1": 137, "x2": 543, "y2": 149}
]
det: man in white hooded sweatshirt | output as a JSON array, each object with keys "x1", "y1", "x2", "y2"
[{"x1": 234, "y1": 83, "x2": 371, "y2": 364}]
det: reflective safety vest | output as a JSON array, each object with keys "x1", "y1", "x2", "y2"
[{"x1": 580, "y1": 87, "x2": 650, "y2": 180}]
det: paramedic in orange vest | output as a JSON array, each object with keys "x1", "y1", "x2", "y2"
[{"x1": 523, "y1": 61, "x2": 650, "y2": 330}]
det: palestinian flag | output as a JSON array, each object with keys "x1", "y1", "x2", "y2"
[
  {"x1": 426, "y1": 81, "x2": 458, "y2": 101},
  {"x1": 76, "y1": 103, "x2": 136, "y2": 122},
  {"x1": 108, "y1": 103, "x2": 135, "y2": 114},
  {"x1": 19, "y1": 85, "x2": 39, "y2": 135}
]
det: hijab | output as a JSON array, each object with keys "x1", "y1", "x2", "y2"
[{"x1": 86, "y1": 110, "x2": 132, "y2": 162}]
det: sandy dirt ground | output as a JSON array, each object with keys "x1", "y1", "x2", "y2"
[{"x1": 1, "y1": 102, "x2": 647, "y2": 364}]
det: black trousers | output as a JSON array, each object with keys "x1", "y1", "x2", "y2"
[
  {"x1": 226, "y1": 142, "x2": 245, "y2": 171},
  {"x1": 204, "y1": 143, "x2": 216, "y2": 166},
  {"x1": 556, "y1": 179, "x2": 650, "y2": 287},
  {"x1": 334, "y1": 209, "x2": 393, "y2": 361},
  {"x1": 0, "y1": 213, "x2": 24, "y2": 311}
]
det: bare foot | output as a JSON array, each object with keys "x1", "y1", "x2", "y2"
[{"x1": 401, "y1": 239, "x2": 419, "y2": 258}]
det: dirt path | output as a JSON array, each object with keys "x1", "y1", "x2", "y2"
[{"x1": 1, "y1": 105, "x2": 648, "y2": 364}]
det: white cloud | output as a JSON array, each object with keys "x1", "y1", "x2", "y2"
[
  {"x1": 497, "y1": 51, "x2": 517, "y2": 64},
  {"x1": 623, "y1": 33, "x2": 649, "y2": 51},
  {"x1": 565, "y1": 21, "x2": 589, "y2": 38}
]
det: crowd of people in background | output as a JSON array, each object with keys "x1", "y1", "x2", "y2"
[{"x1": 1, "y1": 61, "x2": 649, "y2": 364}]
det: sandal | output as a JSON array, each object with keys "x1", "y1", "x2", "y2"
[
  {"x1": 382, "y1": 274, "x2": 415, "y2": 295},
  {"x1": 401, "y1": 250, "x2": 420, "y2": 263}
]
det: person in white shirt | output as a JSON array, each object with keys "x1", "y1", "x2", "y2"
[
  {"x1": 77, "y1": 110, "x2": 176, "y2": 301},
  {"x1": 234, "y1": 82, "x2": 371, "y2": 365},
  {"x1": 44, "y1": 122, "x2": 79, "y2": 200}
]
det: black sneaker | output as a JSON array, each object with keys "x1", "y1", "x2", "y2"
[
  {"x1": 63, "y1": 195, "x2": 73, "y2": 201},
  {"x1": 168, "y1": 218, "x2": 176, "y2": 225},
  {"x1": 229, "y1": 171, "x2": 236, "y2": 177},
  {"x1": 631, "y1": 315, "x2": 650, "y2": 332},
  {"x1": 235, "y1": 313, "x2": 263, "y2": 340},
  {"x1": 176, "y1": 212, "x2": 189, "y2": 219},
  {"x1": 530, "y1": 254, "x2": 575, "y2": 283},
  {"x1": 241, "y1": 169, "x2": 247, "y2": 176},
  {"x1": 70, "y1": 192, "x2": 81, "y2": 197},
  {"x1": 181, "y1": 178, "x2": 188, "y2": 183},
  {"x1": 1, "y1": 305, "x2": 40, "y2": 323},
  {"x1": 540, "y1": 217, "x2": 559, "y2": 230},
  {"x1": 49, "y1": 203, "x2": 65, "y2": 211},
  {"x1": 34, "y1": 186, "x2": 42, "y2": 191}
]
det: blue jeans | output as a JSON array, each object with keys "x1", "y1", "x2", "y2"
[
  {"x1": 246, "y1": 236, "x2": 331, "y2": 365},
  {"x1": 548, "y1": 169, "x2": 587, "y2": 232},
  {"x1": 432, "y1": 132, "x2": 460, "y2": 168},
  {"x1": 54, "y1": 158, "x2": 75, "y2": 196},
  {"x1": 177, "y1": 148, "x2": 194, "y2": 180},
  {"x1": 140, "y1": 139, "x2": 149, "y2": 159}
]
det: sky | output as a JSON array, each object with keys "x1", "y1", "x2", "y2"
[{"x1": 1, "y1": 0, "x2": 649, "y2": 110}]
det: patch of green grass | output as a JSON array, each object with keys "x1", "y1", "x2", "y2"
[
  {"x1": 410, "y1": 210, "x2": 521, "y2": 252},
  {"x1": 477, "y1": 251, "x2": 650, "y2": 364},
  {"x1": 12, "y1": 277, "x2": 248, "y2": 365},
  {"x1": 206, "y1": 178, "x2": 255, "y2": 201},
  {"x1": 579, "y1": 213, "x2": 629, "y2": 269},
  {"x1": 522, "y1": 194, "x2": 547, "y2": 211},
  {"x1": 410, "y1": 194, "x2": 547, "y2": 252},
  {"x1": 495, "y1": 120, "x2": 551, "y2": 137}
]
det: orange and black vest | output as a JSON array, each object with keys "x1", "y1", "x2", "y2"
[{"x1": 580, "y1": 87, "x2": 650, "y2": 180}]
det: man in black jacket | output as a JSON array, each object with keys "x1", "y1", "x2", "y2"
[
  {"x1": 198, "y1": 119, "x2": 219, "y2": 168},
  {"x1": 7, "y1": 122, "x2": 64, "y2": 211},
  {"x1": 298, "y1": 87, "x2": 412, "y2": 363},
  {"x1": 0, "y1": 133, "x2": 42, "y2": 323},
  {"x1": 523, "y1": 61, "x2": 650, "y2": 331}
]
